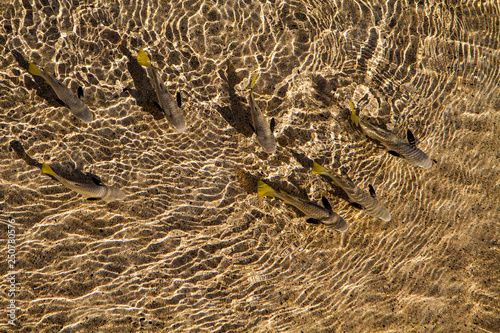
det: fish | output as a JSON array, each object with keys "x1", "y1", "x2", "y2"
[
  {"x1": 312, "y1": 162, "x2": 391, "y2": 222},
  {"x1": 257, "y1": 180, "x2": 348, "y2": 232},
  {"x1": 41, "y1": 163, "x2": 125, "y2": 202},
  {"x1": 248, "y1": 74, "x2": 276, "y2": 153},
  {"x1": 137, "y1": 49, "x2": 187, "y2": 132},
  {"x1": 349, "y1": 102, "x2": 433, "y2": 168},
  {"x1": 27, "y1": 61, "x2": 94, "y2": 123}
]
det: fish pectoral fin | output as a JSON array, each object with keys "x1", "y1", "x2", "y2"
[
  {"x1": 368, "y1": 184, "x2": 376, "y2": 197},
  {"x1": 387, "y1": 150, "x2": 402, "y2": 158},
  {"x1": 153, "y1": 101, "x2": 163, "y2": 112},
  {"x1": 349, "y1": 202, "x2": 363, "y2": 209},
  {"x1": 270, "y1": 118, "x2": 276, "y2": 133},
  {"x1": 306, "y1": 218, "x2": 320, "y2": 225},
  {"x1": 78, "y1": 86, "x2": 84, "y2": 100},
  {"x1": 55, "y1": 98, "x2": 66, "y2": 107},
  {"x1": 406, "y1": 129, "x2": 416, "y2": 145},
  {"x1": 321, "y1": 196, "x2": 332, "y2": 210},
  {"x1": 176, "y1": 92, "x2": 182, "y2": 108},
  {"x1": 249, "y1": 122, "x2": 255, "y2": 133},
  {"x1": 86, "y1": 197, "x2": 101, "y2": 201}
]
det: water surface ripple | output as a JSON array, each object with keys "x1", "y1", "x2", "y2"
[{"x1": 1, "y1": 0, "x2": 499, "y2": 332}]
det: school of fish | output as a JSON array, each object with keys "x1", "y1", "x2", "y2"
[{"x1": 14, "y1": 49, "x2": 435, "y2": 231}]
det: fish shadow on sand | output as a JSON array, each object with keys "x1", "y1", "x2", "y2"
[
  {"x1": 290, "y1": 150, "x2": 356, "y2": 207},
  {"x1": 216, "y1": 60, "x2": 254, "y2": 137},
  {"x1": 10, "y1": 139, "x2": 103, "y2": 187},
  {"x1": 12, "y1": 50, "x2": 68, "y2": 108},
  {"x1": 118, "y1": 43, "x2": 164, "y2": 120}
]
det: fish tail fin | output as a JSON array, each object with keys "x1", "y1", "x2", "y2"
[
  {"x1": 137, "y1": 49, "x2": 152, "y2": 67},
  {"x1": 349, "y1": 101, "x2": 360, "y2": 127},
  {"x1": 250, "y1": 74, "x2": 257, "y2": 90},
  {"x1": 312, "y1": 162, "x2": 339, "y2": 185},
  {"x1": 41, "y1": 163, "x2": 57, "y2": 177},
  {"x1": 312, "y1": 161, "x2": 331, "y2": 176},
  {"x1": 257, "y1": 180, "x2": 277, "y2": 198},
  {"x1": 28, "y1": 61, "x2": 41, "y2": 76}
]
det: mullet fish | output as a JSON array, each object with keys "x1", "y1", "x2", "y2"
[
  {"x1": 312, "y1": 162, "x2": 391, "y2": 222},
  {"x1": 42, "y1": 163, "x2": 125, "y2": 202},
  {"x1": 248, "y1": 75, "x2": 276, "y2": 153},
  {"x1": 137, "y1": 49, "x2": 186, "y2": 132},
  {"x1": 349, "y1": 102, "x2": 433, "y2": 169},
  {"x1": 257, "y1": 180, "x2": 348, "y2": 232},
  {"x1": 27, "y1": 61, "x2": 94, "y2": 123}
]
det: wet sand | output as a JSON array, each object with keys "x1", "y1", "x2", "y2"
[{"x1": 1, "y1": 0, "x2": 499, "y2": 331}]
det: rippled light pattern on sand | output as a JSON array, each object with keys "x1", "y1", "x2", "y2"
[{"x1": 1, "y1": 0, "x2": 499, "y2": 331}]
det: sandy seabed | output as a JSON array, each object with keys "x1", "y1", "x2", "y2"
[{"x1": 1, "y1": 0, "x2": 500, "y2": 332}]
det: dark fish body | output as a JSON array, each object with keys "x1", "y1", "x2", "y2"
[
  {"x1": 350, "y1": 103, "x2": 432, "y2": 169},
  {"x1": 249, "y1": 75, "x2": 276, "y2": 153},
  {"x1": 28, "y1": 62, "x2": 94, "y2": 123},
  {"x1": 137, "y1": 50, "x2": 186, "y2": 132},
  {"x1": 42, "y1": 163, "x2": 125, "y2": 202},
  {"x1": 312, "y1": 162, "x2": 391, "y2": 221},
  {"x1": 258, "y1": 181, "x2": 348, "y2": 232}
]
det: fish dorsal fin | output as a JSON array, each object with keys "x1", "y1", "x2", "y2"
[
  {"x1": 78, "y1": 86, "x2": 84, "y2": 100},
  {"x1": 407, "y1": 129, "x2": 416, "y2": 145},
  {"x1": 270, "y1": 118, "x2": 276, "y2": 133},
  {"x1": 306, "y1": 218, "x2": 320, "y2": 224},
  {"x1": 387, "y1": 150, "x2": 402, "y2": 158},
  {"x1": 321, "y1": 196, "x2": 332, "y2": 211},
  {"x1": 176, "y1": 91, "x2": 182, "y2": 108},
  {"x1": 153, "y1": 100, "x2": 163, "y2": 112},
  {"x1": 90, "y1": 175, "x2": 103, "y2": 186},
  {"x1": 368, "y1": 184, "x2": 376, "y2": 197},
  {"x1": 349, "y1": 202, "x2": 363, "y2": 209},
  {"x1": 87, "y1": 198, "x2": 100, "y2": 201}
]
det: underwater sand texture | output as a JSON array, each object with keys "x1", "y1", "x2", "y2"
[{"x1": 1, "y1": 0, "x2": 500, "y2": 331}]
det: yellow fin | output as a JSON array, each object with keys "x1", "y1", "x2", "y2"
[
  {"x1": 257, "y1": 180, "x2": 276, "y2": 198},
  {"x1": 349, "y1": 101, "x2": 360, "y2": 126},
  {"x1": 28, "y1": 62, "x2": 41, "y2": 76},
  {"x1": 41, "y1": 163, "x2": 57, "y2": 177},
  {"x1": 137, "y1": 49, "x2": 152, "y2": 67},
  {"x1": 250, "y1": 74, "x2": 257, "y2": 90},
  {"x1": 312, "y1": 161, "x2": 330, "y2": 175}
]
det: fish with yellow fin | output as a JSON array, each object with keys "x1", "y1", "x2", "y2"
[
  {"x1": 312, "y1": 162, "x2": 391, "y2": 222},
  {"x1": 42, "y1": 163, "x2": 125, "y2": 202},
  {"x1": 349, "y1": 102, "x2": 433, "y2": 169},
  {"x1": 257, "y1": 180, "x2": 348, "y2": 232},
  {"x1": 27, "y1": 60, "x2": 94, "y2": 123},
  {"x1": 137, "y1": 49, "x2": 186, "y2": 132},
  {"x1": 248, "y1": 74, "x2": 276, "y2": 153}
]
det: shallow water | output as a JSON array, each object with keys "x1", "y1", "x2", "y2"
[{"x1": 1, "y1": 0, "x2": 499, "y2": 331}]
